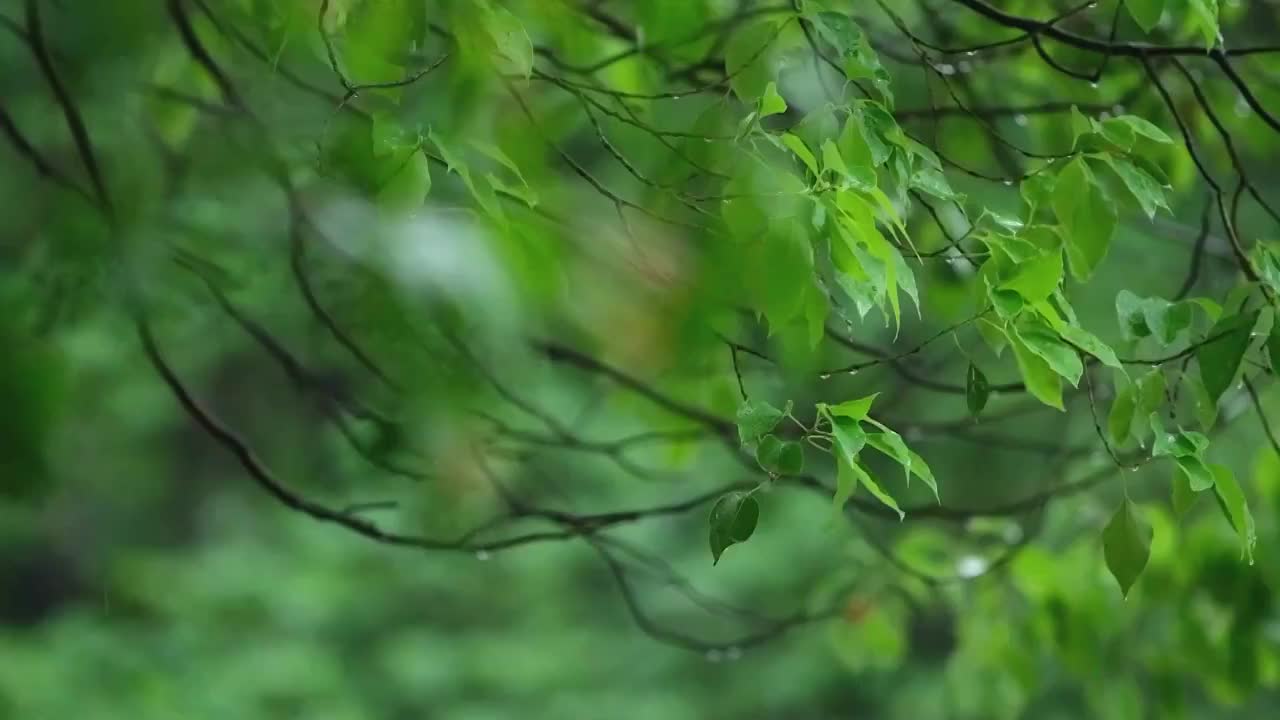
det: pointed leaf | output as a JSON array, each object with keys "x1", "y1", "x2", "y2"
[{"x1": 1103, "y1": 499, "x2": 1151, "y2": 598}]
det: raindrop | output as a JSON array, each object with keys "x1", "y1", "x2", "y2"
[
  {"x1": 1002, "y1": 179, "x2": 1014, "y2": 186},
  {"x1": 705, "y1": 649, "x2": 725, "y2": 663},
  {"x1": 847, "y1": 369, "x2": 859, "y2": 377},
  {"x1": 725, "y1": 646, "x2": 743, "y2": 661},
  {"x1": 1014, "y1": 114, "x2": 1029, "y2": 127},
  {"x1": 1111, "y1": 104, "x2": 1125, "y2": 115},
  {"x1": 965, "y1": 50, "x2": 977, "y2": 57},
  {"x1": 938, "y1": 64, "x2": 956, "y2": 76},
  {"x1": 672, "y1": 95, "x2": 681, "y2": 100},
  {"x1": 820, "y1": 373, "x2": 833, "y2": 380},
  {"x1": 1099, "y1": 111, "x2": 1111, "y2": 120},
  {"x1": 1090, "y1": 82, "x2": 1099, "y2": 90},
  {"x1": 475, "y1": 550, "x2": 491, "y2": 561},
  {"x1": 957, "y1": 60, "x2": 972, "y2": 74}
]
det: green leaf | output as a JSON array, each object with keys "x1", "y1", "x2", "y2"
[
  {"x1": 1176, "y1": 455, "x2": 1216, "y2": 492},
  {"x1": 736, "y1": 399, "x2": 784, "y2": 445},
  {"x1": 726, "y1": 21, "x2": 777, "y2": 103},
  {"x1": 1108, "y1": 114, "x2": 1174, "y2": 144},
  {"x1": 1103, "y1": 499, "x2": 1152, "y2": 598},
  {"x1": 1102, "y1": 155, "x2": 1169, "y2": 219},
  {"x1": 1053, "y1": 157, "x2": 1116, "y2": 281},
  {"x1": 1012, "y1": 332, "x2": 1064, "y2": 410},
  {"x1": 760, "y1": 81, "x2": 787, "y2": 117},
  {"x1": 1172, "y1": 465, "x2": 1199, "y2": 518},
  {"x1": 1125, "y1": 0, "x2": 1165, "y2": 32},
  {"x1": 824, "y1": 393, "x2": 879, "y2": 421},
  {"x1": 1134, "y1": 369, "x2": 1167, "y2": 442},
  {"x1": 1196, "y1": 310, "x2": 1260, "y2": 405},
  {"x1": 1015, "y1": 324, "x2": 1083, "y2": 387},
  {"x1": 756, "y1": 435, "x2": 805, "y2": 475},
  {"x1": 830, "y1": 416, "x2": 867, "y2": 465},
  {"x1": 709, "y1": 491, "x2": 761, "y2": 564},
  {"x1": 1150, "y1": 413, "x2": 1209, "y2": 459},
  {"x1": 864, "y1": 425, "x2": 911, "y2": 480},
  {"x1": 780, "y1": 133, "x2": 820, "y2": 178},
  {"x1": 843, "y1": 457, "x2": 903, "y2": 520},
  {"x1": 1116, "y1": 290, "x2": 1193, "y2": 344},
  {"x1": 1210, "y1": 463, "x2": 1256, "y2": 563},
  {"x1": 1000, "y1": 251, "x2": 1062, "y2": 304},
  {"x1": 1188, "y1": 0, "x2": 1220, "y2": 49},
  {"x1": 1058, "y1": 324, "x2": 1122, "y2": 369},
  {"x1": 375, "y1": 148, "x2": 431, "y2": 212},
  {"x1": 910, "y1": 167, "x2": 958, "y2": 201},
  {"x1": 907, "y1": 450, "x2": 939, "y2": 502},
  {"x1": 1268, "y1": 323, "x2": 1280, "y2": 373},
  {"x1": 482, "y1": 3, "x2": 533, "y2": 78},
  {"x1": 834, "y1": 454, "x2": 860, "y2": 510},
  {"x1": 1109, "y1": 380, "x2": 1136, "y2": 445},
  {"x1": 967, "y1": 363, "x2": 990, "y2": 417}
]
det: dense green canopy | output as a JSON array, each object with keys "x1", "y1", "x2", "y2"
[{"x1": 3, "y1": 0, "x2": 1280, "y2": 717}]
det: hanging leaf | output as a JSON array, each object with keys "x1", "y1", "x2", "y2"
[
  {"x1": 756, "y1": 435, "x2": 804, "y2": 475},
  {"x1": 1210, "y1": 463, "x2": 1256, "y2": 563},
  {"x1": 1103, "y1": 499, "x2": 1152, "y2": 598},
  {"x1": 1012, "y1": 333, "x2": 1064, "y2": 410},
  {"x1": 760, "y1": 81, "x2": 787, "y2": 117},
  {"x1": 1197, "y1": 310, "x2": 1259, "y2": 404},
  {"x1": 967, "y1": 363, "x2": 990, "y2": 417},
  {"x1": 709, "y1": 491, "x2": 761, "y2": 564}
]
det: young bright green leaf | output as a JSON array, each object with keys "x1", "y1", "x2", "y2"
[
  {"x1": 1012, "y1": 333, "x2": 1064, "y2": 410},
  {"x1": 1125, "y1": 0, "x2": 1165, "y2": 33},
  {"x1": 1197, "y1": 310, "x2": 1260, "y2": 404},
  {"x1": 833, "y1": 454, "x2": 860, "y2": 510},
  {"x1": 1103, "y1": 499, "x2": 1152, "y2": 598},
  {"x1": 736, "y1": 399, "x2": 784, "y2": 445},
  {"x1": 780, "y1": 133, "x2": 820, "y2": 178},
  {"x1": 1176, "y1": 455, "x2": 1216, "y2": 492},
  {"x1": 1108, "y1": 114, "x2": 1175, "y2": 145},
  {"x1": 1210, "y1": 463, "x2": 1256, "y2": 563},
  {"x1": 910, "y1": 167, "x2": 958, "y2": 201},
  {"x1": 864, "y1": 426, "x2": 912, "y2": 482},
  {"x1": 906, "y1": 450, "x2": 939, "y2": 502},
  {"x1": 709, "y1": 491, "x2": 761, "y2": 564},
  {"x1": 375, "y1": 148, "x2": 432, "y2": 213},
  {"x1": 830, "y1": 416, "x2": 868, "y2": 466},
  {"x1": 1187, "y1": 0, "x2": 1220, "y2": 49},
  {"x1": 1016, "y1": 325, "x2": 1083, "y2": 387},
  {"x1": 843, "y1": 457, "x2": 904, "y2": 520},
  {"x1": 1103, "y1": 155, "x2": 1169, "y2": 219},
  {"x1": 825, "y1": 393, "x2": 879, "y2": 421},
  {"x1": 481, "y1": 3, "x2": 534, "y2": 78},
  {"x1": 1053, "y1": 157, "x2": 1117, "y2": 280},
  {"x1": 725, "y1": 21, "x2": 778, "y2": 103},
  {"x1": 1058, "y1": 324, "x2": 1122, "y2": 369},
  {"x1": 1000, "y1": 250, "x2": 1063, "y2": 304},
  {"x1": 967, "y1": 363, "x2": 990, "y2": 417},
  {"x1": 760, "y1": 81, "x2": 787, "y2": 117}
]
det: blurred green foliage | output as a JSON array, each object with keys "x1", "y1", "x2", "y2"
[{"x1": 3, "y1": 0, "x2": 1280, "y2": 717}]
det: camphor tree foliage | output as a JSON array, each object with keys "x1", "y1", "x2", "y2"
[{"x1": 4, "y1": 0, "x2": 1280, "y2": 715}]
